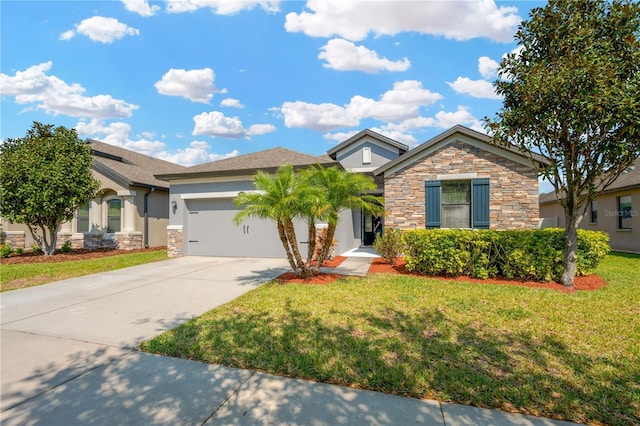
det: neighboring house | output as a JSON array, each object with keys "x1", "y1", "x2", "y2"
[
  {"x1": 539, "y1": 157, "x2": 640, "y2": 253},
  {"x1": 1, "y1": 140, "x2": 184, "y2": 251},
  {"x1": 158, "y1": 125, "x2": 545, "y2": 258}
]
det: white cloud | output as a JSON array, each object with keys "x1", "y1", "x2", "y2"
[
  {"x1": 285, "y1": 0, "x2": 521, "y2": 42},
  {"x1": 432, "y1": 106, "x2": 483, "y2": 131},
  {"x1": 61, "y1": 16, "x2": 140, "y2": 44},
  {"x1": 59, "y1": 30, "x2": 75, "y2": 41},
  {"x1": 157, "y1": 141, "x2": 239, "y2": 166},
  {"x1": 279, "y1": 80, "x2": 441, "y2": 130},
  {"x1": 154, "y1": 68, "x2": 216, "y2": 104},
  {"x1": 221, "y1": 98, "x2": 244, "y2": 108},
  {"x1": 166, "y1": 0, "x2": 280, "y2": 15},
  {"x1": 447, "y1": 56, "x2": 502, "y2": 100},
  {"x1": 0, "y1": 62, "x2": 138, "y2": 119},
  {"x1": 121, "y1": 0, "x2": 161, "y2": 17},
  {"x1": 478, "y1": 56, "x2": 499, "y2": 79},
  {"x1": 192, "y1": 111, "x2": 274, "y2": 138},
  {"x1": 248, "y1": 123, "x2": 276, "y2": 135},
  {"x1": 318, "y1": 38, "x2": 410, "y2": 73},
  {"x1": 447, "y1": 77, "x2": 501, "y2": 100},
  {"x1": 76, "y1": 119, "x2": 239, "y2": 166},
  {"x1": 280, "y1": 101, "x2": 359, "y2": 131}
]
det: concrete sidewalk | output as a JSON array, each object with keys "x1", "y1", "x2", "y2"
[{"x1": 1, "y1": 255, "x2": 580, "y2": 425}]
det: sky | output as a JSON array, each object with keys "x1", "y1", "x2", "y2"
[{"x1": 1, "y1": 0, "x2": 551, "y2": 190}]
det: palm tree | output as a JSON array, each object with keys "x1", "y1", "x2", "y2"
[
  {"x1": 233, "y1": 164, "x2": 317, "y2": 278},
  {"x1": 304, "y1": 165, "x2": 384, "y2": 271}
]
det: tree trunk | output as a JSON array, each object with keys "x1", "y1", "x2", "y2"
[
  {"x1": 561, "y1": 218, "x2": 578, "y2": 288},
  {"x1": 45, "y1": 224, "x2": 59, "y2": 256},
  {"x1": 306, "y1": 219, "x2": 317, "y2": 271},
  {"x1": 283, "y1": 219, "x2": 314, "y2": 278},
  {"x1": 317, "y1": 222, "x2": 337, "y2": 270},
  {"x1": 277, "y1": 221, "x2": 298, "y2": 273}
]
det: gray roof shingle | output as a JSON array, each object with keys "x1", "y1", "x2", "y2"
[
  {"x1": 539, "y1": 156, "x2": 640, "y2": 204},
  {"x1": 156, "y1": 146, "x2": 337, "y2": 180},
  {"x1": 87, "y1": 139, "x2": 185, "y2": 189}
]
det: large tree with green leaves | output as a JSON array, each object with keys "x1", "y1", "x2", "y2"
[
  {"x1": 0, "y1": 122, "x2": 100, "y2": 255},
  {"x1": 486, "y1": 0, "x2": 640, "y2": 288}
]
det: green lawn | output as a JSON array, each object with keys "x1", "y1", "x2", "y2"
[
  {"x1": 141, "y1": 252, "x2": 640, "y2": 425},
  {"x1": 1, "y1": 249, "x2": 168, "y2": 292}
]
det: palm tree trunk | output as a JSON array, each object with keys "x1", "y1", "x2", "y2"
[
  {"x1": 277, "y1": 221, "x2": 298, "y2": 272},
  {"x1": 284, "y1": 218, "x2": 313, "y2": 277},
  {"x1": 317, "y1": 222, "x2": 337, "y2": 270}
]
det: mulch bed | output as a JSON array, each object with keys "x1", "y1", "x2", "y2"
[
  {"x1": 0, "y1": 247, "x2": 165, "y2": 265},
  {"x1": 279, "y1": 256, "x2": 607, "y2": 292}
]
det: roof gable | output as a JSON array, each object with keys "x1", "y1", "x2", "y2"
[
  {"x1": 156, "y1": 146, "x2": 338, "y2": 180},
  {"x1": 327, "y1": 129, "x2": 408, "y2": 160},
  {"x1": 374, "y1": 125, "x2": 547, "y2": 177},
  {"x1": 87, "y1": 139, "x2": 185, "y2": 189}
]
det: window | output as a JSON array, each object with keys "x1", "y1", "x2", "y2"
[
  {"x1": 618, "y1": 195, "x2": 632, "y2": 229},
  {"x1": 77, "y1": 201, "x2": 90, "y2": 233},
  {"x1": 425, "y1": 179, "x2": 489, "y2": 229},
  {"x1": 362, "y1": 147, "x2": 371, "y2": 164},
  {"x1": 590, "y1": 199, "x2": 597, "y2": 224},
  {"x1": 441, "y1": 181, "x2": 471, "y2": 228},
  {"x1": 107, "y1": 199, "x2": 122, "y2": 233}
]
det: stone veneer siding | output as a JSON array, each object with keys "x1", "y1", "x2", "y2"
[
  {"x1": 55, "y1": 232, "x2": 143, "y2": 250},
  {"x1": 384, "y1": 141, "x2": 540, "y2": 230},
  {"x1": 2, "y1": 231, "x2": 26, "y2": 249},
  {"x1": 167, "y1": 226, "x2": 183, "y2": 257}
]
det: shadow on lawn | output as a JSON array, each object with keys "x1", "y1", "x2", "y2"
[{"x1": 143, "y1": 302, "x2": 639, "y2": 426}]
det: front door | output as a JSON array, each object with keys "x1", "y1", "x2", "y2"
[{"x1": 362, "y1": 213, "x2": 382, "y2": 245}]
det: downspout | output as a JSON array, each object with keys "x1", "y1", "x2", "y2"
[{"x1": 144, "y1": 187, "x2": 155, "y2": 248}]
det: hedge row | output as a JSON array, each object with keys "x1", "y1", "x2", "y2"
[{"x1": 401, "y1": 228, "x2": 610, "y2": 282}]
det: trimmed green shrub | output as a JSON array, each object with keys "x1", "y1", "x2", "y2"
[
  {"x1": 0, "y1": 245, "x2": 13, "y2": 258},
  {"x1": 373, "y1": 228, "x2": 405, "y2": 266},
  {"x1": 60, "y1": 240, "x2": 72, "y2": 253},
  {"x1": 402, "y1": 228, "x2": 610, "y2": 282}
]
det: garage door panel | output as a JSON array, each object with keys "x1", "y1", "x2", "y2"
[{"x1": 185, "y1": 199, "x2": 308, "y2": 258}]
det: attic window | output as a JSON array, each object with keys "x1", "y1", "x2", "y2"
[{"x1": 362, "y1": 147, "x2": 371, "y2": 164}]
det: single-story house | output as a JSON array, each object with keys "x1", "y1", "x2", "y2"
[
  {"x1": 1, "y1": 139, "x2": 184, "y2": 250},
  {"x1": 157, "y1": 125, "x2": 546, "y2": 258},
  {"x1": 539, "y1": 157, "x2": 640, "y2": 253}
]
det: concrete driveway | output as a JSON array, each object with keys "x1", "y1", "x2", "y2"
[
  {"x1": 0, "y1": 256, "x2": 289, "y2": 417},
  {"x1": 1, "y1": 256, "x2": 579, "y2": 426}
]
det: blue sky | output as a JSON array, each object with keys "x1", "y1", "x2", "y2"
[{"x1": 1, "y1": 0, "x2": 549, "y2": 188}]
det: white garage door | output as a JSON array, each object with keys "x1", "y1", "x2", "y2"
[{"x1": 185, "y1": 198, "x2": 308, "y2": 258}]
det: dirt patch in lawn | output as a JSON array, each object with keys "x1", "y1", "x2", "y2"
[
  {"x1": 368, "y1": 258, "x2": 607, "y2": 292},
  {"x1": 0, "y1": 247, "x2": 165, "y2": 264}
]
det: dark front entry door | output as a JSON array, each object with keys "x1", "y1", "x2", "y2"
[{"x1": 362, "y1": 213, "x2": 382, "y2": 245}]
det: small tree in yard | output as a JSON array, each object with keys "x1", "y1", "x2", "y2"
[
  {"x1": 0, "y1": 122, "x2": 100, "y2": 255},
  {"x1": 486, "y1": 0, "x2": 640, "y2": 288},
  {"x1": 235, "y1": 164, "x2": 383, "y2": 278}
]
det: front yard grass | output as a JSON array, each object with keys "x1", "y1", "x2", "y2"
[
  {"x1": 141, "y1": 252, "x2": 640, "y2": 425},
  {"x1": 1, "y1": 248, "x2": 167, "y2": 291}
]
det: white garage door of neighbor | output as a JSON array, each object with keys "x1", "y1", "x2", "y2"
[{"x1": 186, "y1": 198, "x2": 294, "y2": 257}]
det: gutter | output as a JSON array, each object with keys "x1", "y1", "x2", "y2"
[{"x1": 144, "y1": 187, "x2": 155, "y2": 248}]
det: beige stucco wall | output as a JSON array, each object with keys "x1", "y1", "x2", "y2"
[
  {"x1": 1, "y1": 171, "x2": 170, "y2": 250},
  {"x1": 540, "y1": 188, "x2": 640, "y2": 253},
  {"x1": 384, "y1": 141, "x2": 540, "y2": 230}
]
